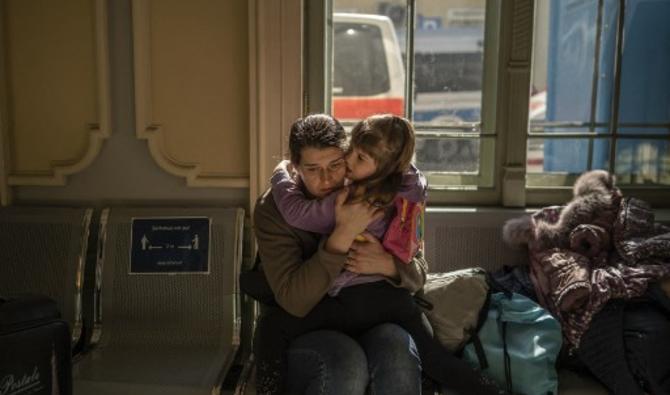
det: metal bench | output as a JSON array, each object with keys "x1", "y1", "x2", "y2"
[
  {"x1": 73, "y1": 207, "x2": 244, "y2": 395},
  {"x1": 0, "y1": 206, "x2": 94, "y2": 351}
]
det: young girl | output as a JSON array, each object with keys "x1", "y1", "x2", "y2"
[{"x1": 254, "y1": 114, "x2": 506, "y2": 395}]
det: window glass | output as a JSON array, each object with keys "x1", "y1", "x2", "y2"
[
  {"x1": 413, "y1": 0, "x2": 485, "y2": 126},
  {"x1": 333, "y1": 22, "x2": 390, "y2": 96},
  {"x1": 330, "y1": 0, "x2": 492, "y2": 188}
]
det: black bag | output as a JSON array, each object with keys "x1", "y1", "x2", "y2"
[
  {"x1": 0, "y1": 294, "x2": 72, "y2": 395},
  {"x1": 239, "y1": 254, "x2": 278, "y2": 306},
  {"x1": 623, "y1": 285, "x2": 670, "y2": 395}
]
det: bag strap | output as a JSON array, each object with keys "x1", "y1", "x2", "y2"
[
  {"x1": 467, "y1": 284, "x2": 493, "y2": 366},
  {"x1": 413, "y1": 294, "x2": 433, "y2": 311},
  {"x1": 400, "y1": 198, "x2": 408, "y2": 222},
  {"x1": 252, "y1": 253, "x2": 262, "y2": 271},
  {"x1": 501, "y1": 320, "x2": 514, "y2": 394},
  {"x1": 470, "y1": 332, "x2": 489, "y2": 370}
]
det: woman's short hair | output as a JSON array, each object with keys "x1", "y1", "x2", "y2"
[{"x1": 289, "y1": 114, "x2": 347, "y2": 165}]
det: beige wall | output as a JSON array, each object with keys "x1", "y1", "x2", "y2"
[
  {"x1": 134, "y1": 0, "x2": 249, "y2": 187},
  {"x1": 2, "y1": 0, "x2": 105, "y2": 184},
  {"x1": 2, "y1": 0, "x2": 249, "y2": 207}
]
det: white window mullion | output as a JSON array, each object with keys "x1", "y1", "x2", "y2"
[
  {"x1": 404, "y1": 0, "x2": 416, "y2": 120},
  {"x1": 500, "y1": 0, "x2": 534, "y2": 207}
]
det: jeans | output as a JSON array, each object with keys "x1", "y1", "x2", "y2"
[
  {"x1": 256, "y1": 282, "x2": 503, "y2": 395},
  {"x1": 284, "y1": 324, "x2": 422, "y2": 395}
]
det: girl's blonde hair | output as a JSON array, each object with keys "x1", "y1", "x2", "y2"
[{"x1": 349, "y1": 114, "x2": 415, "y2": 207}]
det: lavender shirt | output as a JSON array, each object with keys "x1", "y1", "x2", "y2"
[{"x1": 271, "y1": 164, "x2": 427, "y2": 296}]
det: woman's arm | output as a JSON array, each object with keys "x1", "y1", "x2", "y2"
[
  {"x1": 254, "y1": 192, "x2": 345, "y2": 317},
  {"x1": 392, "y1": 249, "x2": 428, "y2": 292},
  {"x1": 255, "y1": 189, "x2": 384, "y2": 317},
  {"x1": 346, "y1": 232, "x2": 428, "y2": 293},
  {"x1": 270, "y1": 162, "x2": 337, "y2": 234}
]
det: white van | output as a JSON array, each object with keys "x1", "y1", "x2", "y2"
[
  {"x1": 331, "y1": 13, "x2": 405, "y2": 121},
  {"x1": 411, "y1": 26, "x2": 484, "y2": 124}
]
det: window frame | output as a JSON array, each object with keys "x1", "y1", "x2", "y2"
[
  {"x1": 526, "y1": 0, "x2": 670, "y2": 208},
  {"x1": 307, "y1": 0, "x2": 511, "y2": 206},
  {"x1": 305, "y1": 0, "x2": 670, "y2": 208}
]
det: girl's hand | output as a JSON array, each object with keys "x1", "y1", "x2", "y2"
[
  {"x1": 325, "y1": 190, "x2": 384, "y2": 254},
  {"x1": 335, "y1": 189, "x2": 384, "y2": 235},
  {"x1": 345, "y1": 232, "x2": 399, "y2": 280},
  {"x1": 273, "y1": 159, "x2": 294, "y2": 176}
]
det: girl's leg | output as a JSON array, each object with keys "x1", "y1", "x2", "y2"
[
  {"x1": 254, "y1": 297, "x2": 359, "y2": 395},
  {"x1": 391, "y1": 304, "x2": 508, "y2": 395},
  {"x1": 254, "y1": 309, "x2": 290, "y2": 395},
  {"x1": 340, "y1": 283, "x2": 508, "y2": 395}
]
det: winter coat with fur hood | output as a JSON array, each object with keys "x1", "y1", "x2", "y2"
[{"x1": 522, "y1": 197, "x2": 670, "y2": 349}]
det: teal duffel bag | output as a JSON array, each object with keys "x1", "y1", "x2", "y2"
[{"x1": 463, "y1": 292, "x2": 562, "y2": 395}]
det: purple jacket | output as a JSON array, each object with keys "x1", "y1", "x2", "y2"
[
  {"x1": 271, "y1": 164, "x2": 427, "y2": 295},
  {"x1": 271, "y1": 164, "x2": 427, "y2": 239}
]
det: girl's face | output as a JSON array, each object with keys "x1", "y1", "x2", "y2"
[{"x1": 346, "y1": 147, "x2": 377, "y2": 181}]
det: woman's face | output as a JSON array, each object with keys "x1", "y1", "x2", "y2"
[
  {"x1": 296, "y1": 147, "x2": 347, "y2": 198},
  {"x1": 346, "y1": 147, "x2": 377, "y2": 181}
]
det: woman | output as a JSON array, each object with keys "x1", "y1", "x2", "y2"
[{"x1": 251, "y1": 114, "x2": 427, "y2": 394}]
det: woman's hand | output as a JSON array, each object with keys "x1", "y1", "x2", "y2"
[
  {"x1": 325, "y1": 190, "x2": 384, "y2": 254},
  {"x1": 345, "y1": 232, "x2": 399, "y2": 280}
]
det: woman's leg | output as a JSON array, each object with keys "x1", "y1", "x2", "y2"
[
  {"x1": 285, "y1": 330, "x2": 369, "y2": 395},
  {"x1": 357, "y1": 323, "x2": 423, "y2": 395}
]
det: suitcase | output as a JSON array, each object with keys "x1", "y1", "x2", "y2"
[{"x1": 0, "y1": 294, "x2": 72, "y2": 395}]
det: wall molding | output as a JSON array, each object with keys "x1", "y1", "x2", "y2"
[
  {"x1": 0, "y1": 0, "x2": 111, "y2": 188},
  {"x1": 132, "y1": 0, "x2": 249, "y2": 188}
]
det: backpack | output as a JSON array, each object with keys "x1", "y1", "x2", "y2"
[
  {"x1": 416, "y1": 268, "x2": 489, "y2": 351},
  {"x1": 463, "y1": 292, "x2": 562, "y2": 395},
  {"x1": 383, "y1": 197, "x2": 424, "y2": 264}
]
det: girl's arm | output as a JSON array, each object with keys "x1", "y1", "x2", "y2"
[{"x1": 270, "y1": 162, "x2": 337, "y2": 235}]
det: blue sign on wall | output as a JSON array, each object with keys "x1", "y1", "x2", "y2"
[{"x1": 130, "y1": 217, "x2": 210, "y2": 274}]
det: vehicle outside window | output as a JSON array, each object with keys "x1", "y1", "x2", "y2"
[
  {"x1": 410, "y1": 25, "x2": 485, "y2": 172},
  {"x1": 329, "y1": 0, "x2": 497, "y2": 189},
  {"x1": 412, "y1": 27, "x2": 484, "y2": 125},
  {"x1": 332, "y1": 13, "x2": 405, "y2": 121}
]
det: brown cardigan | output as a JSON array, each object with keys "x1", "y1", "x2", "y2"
[{"x1": 254, "y1": 188, "x2": 428, "y2": 317}]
